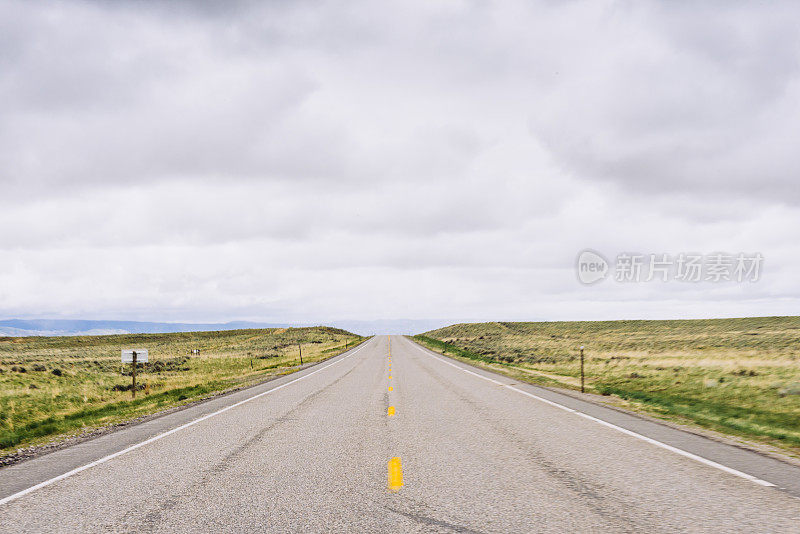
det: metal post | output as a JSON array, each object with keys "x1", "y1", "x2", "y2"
[
  {"x1": 131, "y1": 350, "x2": 137, "y2": 399},
  {"x1": 298, "y1": 344, "x2": 303, "y2": 365},
  {"x1": 580, "y1": 346, "x2": 585, "y2": 394}
]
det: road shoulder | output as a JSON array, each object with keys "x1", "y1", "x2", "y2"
[{"x1": 404, "y1": 335, "x2": 800, "y2": 496}]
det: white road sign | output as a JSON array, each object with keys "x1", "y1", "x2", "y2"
[{"x1": 121, "y1": 349, "x2": 148, "y2": 363}]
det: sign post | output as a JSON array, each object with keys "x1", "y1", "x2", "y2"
[
  {"x1": 579, "y1": 346, "x2": 585, "y2": 393},
  {"x1": 298, "y1": 344, "x2": 303, "y2": 365},
  {"x1": 132, "y1": 351, "x2": 137, "y2": 398},
  {"x1": 122, "y1": 349, "x2": 148, "y2": 399}
]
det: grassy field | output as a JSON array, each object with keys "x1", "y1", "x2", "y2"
[
  {"x1": 0, "y1": 327, "x2": 363, "y2": 456},
  {"x1": 415, "y1": 317, "x2": 800, "y2": 455}
]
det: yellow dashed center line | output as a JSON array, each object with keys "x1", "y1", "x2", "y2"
[
  {"x1": 388, "y1": 457, "x2": 404, "y2": 491},
  {"x1": 386, "y1": 338, "x2": 403, "y2": 491}
]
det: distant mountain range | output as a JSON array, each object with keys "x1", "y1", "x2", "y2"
[
  {"x1": 0, "y1": 318, "x2": 453, "y2": 337},
  {"x1": 0, "y1": 319, "x2": 294, "y2": 337}
]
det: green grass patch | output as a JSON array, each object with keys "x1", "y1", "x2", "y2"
[{"x1": 412, "y1": 335, "x2": 494, "y2": 363}]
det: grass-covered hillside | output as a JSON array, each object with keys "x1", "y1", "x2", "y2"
[
  {"x1": 0, "y1": 327, "x2": 363, "y2": 456},
  {"x1": 415, "y1": 317, "x2": 800, "y2": 454}
]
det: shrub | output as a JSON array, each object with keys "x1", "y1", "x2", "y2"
[
  {"x1": 778, "y1": 383, "x2": 800, "y2": 396},
  {"x1": 0, "y1": 431, "x2": 21, "y2": 449},
  {"x1": 51, "y1": 368, "x2": 63, "y2": 377},
  {"x1": 141, "y1": 356, "x2": 191, "y2": 374},
  {"x1": 111, "y1": 383, "x2": 146, "y2": 392}
]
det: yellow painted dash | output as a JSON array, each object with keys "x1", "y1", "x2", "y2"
[
  {"x1": 388, "y1": 386, "x2": 393, "y2": 391},
  {"x1": 388, "y1": 406, "x2": 395, "y2": 416},
  {"x1": 388, "y1": 457, "x2": 404, "y2": 491},
  {"x1": 389, "y1": 375, "x2": 392, "y2": 379}
]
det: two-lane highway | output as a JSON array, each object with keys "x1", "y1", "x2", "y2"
[{"x1": 2, "y1": 336, "x2": 800, "y2": 532}]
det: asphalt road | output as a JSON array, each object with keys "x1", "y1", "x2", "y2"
[{"x1": 2, "y1": 335, "x2": 800, "y2": 533}]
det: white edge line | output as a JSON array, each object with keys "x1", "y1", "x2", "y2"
[
  {"x1": 408, "y1": 339, "x2": 776, "y2": 488},
  {"x1": 0, "y1": 341, "x2": 372, "y2": 506}
]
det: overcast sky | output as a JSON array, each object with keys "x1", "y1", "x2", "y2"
[{"x1": 2, "y1": 0, "x2": 799, "y2": 328}]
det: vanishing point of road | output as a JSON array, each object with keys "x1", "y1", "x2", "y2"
[{"x1": 2, "y1": 336, "x2": 800, "y2": 532}]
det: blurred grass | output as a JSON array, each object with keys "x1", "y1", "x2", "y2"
[
  {"x1": 415, "y1": 317, "x2": 800, "y2": 454},
  {"x1": 0, "y1": 327, "x2": 364, "y2": 455}
]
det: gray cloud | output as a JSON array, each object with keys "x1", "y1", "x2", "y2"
[
  {"x1": 1, "y1": 0, "x2": 799, "y2": 325},
  {"x1": 526, "y1": 1, "x2": 800, "y2": 203}
]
